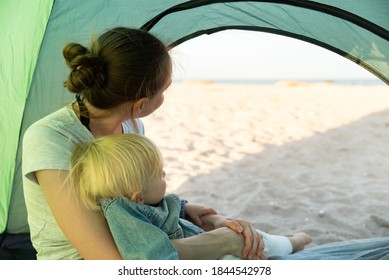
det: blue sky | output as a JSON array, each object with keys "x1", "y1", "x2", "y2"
[{"x1": 171, "y1": 30, "x2": 381, "y2": 81}]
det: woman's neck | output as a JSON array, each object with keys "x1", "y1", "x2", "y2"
[
  {"x1": 72, "y1": 101, "x2": 127, "y2": 138},
  {"x1": 89, "y1": 117, "x2": 124, "y2": 138}
]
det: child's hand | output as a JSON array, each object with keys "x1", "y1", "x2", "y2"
[{"x1": 184, "y1": 203, "x2": 217, "y2": 227}]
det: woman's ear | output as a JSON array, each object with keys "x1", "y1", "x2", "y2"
[
  {"x1": 132, "y1": 98, "x2": 148, "y2": 118},
  {"x1": 130, "y1": 191, "x2": 144, "y2": 204}
]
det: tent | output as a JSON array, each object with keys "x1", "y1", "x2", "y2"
[{"x1": 1, "y1": 0, "x2": 388, "y2": 259}]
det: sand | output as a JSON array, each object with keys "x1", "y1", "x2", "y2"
[{"x1": 143, "y1": 81, "x2": 389, "y2": 247}]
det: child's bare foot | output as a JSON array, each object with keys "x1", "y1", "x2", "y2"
[{"x1": 289, "y1": 232, "x2": 312, "y2": 252}]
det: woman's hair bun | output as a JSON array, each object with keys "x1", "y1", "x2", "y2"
[{"x1": 63, "y1": 43, "x2": 105, "y2": 93}]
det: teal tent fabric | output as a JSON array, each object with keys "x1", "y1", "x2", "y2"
[{"x1": 1, "y1": 0, "x2": 388, "y2": 259}]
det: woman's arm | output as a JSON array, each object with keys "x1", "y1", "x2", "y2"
[
  {"x1": 171, "y1": 227, "x2": 247, "y2": 260},
  {"x1": 183, "y1": 203, "x2": 264, "y2": 259},
  {"x1": 200, "y1": 214, "x2": 266, "y2": 259},
  {"x1": 36, "y1": 169, "x2": 122, "y2": 260}
]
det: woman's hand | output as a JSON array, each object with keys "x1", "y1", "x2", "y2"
[
  {"x1": 225, "y1": 218, "x2": 267, "y2": 260},
  {"x1": 184, "y1": 203, "x2": 217, "y2": 227},
  {"x1": 200, "y1": 214, "x2": 267, "y2": 260},
  {"x1": 184, "y1": 203, "x2": 266, "y2": 260}
]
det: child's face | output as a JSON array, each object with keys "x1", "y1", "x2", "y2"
[{"x1": 142, "y1": 169, "x2": 167, "y2": 205}]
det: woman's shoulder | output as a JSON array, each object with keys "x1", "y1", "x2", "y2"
[
  {"x1": 27, "y1": 105, "x2": 75, "y2": 130},
  {"x1": 24, "y1": 105, "x2": 91, "y2": 143},
  {"x1": 25, "y1": 106, "x2": 69, "y2": 135}
]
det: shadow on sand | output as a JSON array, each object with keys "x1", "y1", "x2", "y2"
[{"x1": 174, "y1": 108, "x2": 389, "y2": 246}]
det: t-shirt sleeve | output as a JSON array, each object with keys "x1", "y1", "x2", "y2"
[{"x1": 23, "y1": 123, "x2": 76, "y2": 184}]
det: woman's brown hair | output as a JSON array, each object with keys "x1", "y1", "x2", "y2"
[{"x1": 63, "y1": 27, "x2": 171, "y2": 110}]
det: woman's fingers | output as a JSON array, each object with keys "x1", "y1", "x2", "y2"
[
  {"x1": 224, "y1": 218, "x2": 267, "y2": 260},
  {"x1": 225, "y1": 220, "x2": 244, "y2": 234},
  {"x1": 239, "y1": 222, "x2": 265, "y2": 259}
]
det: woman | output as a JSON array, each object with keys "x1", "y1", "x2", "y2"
[{"x1": 22, "y1": 27, "x2": 262, "y2": 260}]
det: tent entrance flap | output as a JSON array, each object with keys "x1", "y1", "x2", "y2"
[{"x1": 142, "y1": 1, "x2": 389, "y2": 84}]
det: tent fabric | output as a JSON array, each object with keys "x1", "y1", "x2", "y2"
[
  {"x1": 0, "y1": 0, "x2": 54, "y2": 235},
  {"x1": 144, "y1": 1, "x2": 389, "y2": 82},
  {"x1": 1, "y1": 0, "x2": 388, "y2": 259}
]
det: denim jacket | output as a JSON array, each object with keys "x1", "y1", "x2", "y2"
[{"x1": 100, "y1": 194, "x2": 204, "y2": 260}]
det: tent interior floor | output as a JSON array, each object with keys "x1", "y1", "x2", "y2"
[{"x1": 0, "y1": 233, "x2": 36, "y2": 260}]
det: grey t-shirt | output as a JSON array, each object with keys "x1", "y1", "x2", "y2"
[{"x1": 22, "y1": 104, "x2": 143, "y2": 259}]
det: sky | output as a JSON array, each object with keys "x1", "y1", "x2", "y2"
[{"x1": 171, "y1": 30, "x2": 382, "y2": 82}]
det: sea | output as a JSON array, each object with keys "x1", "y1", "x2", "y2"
[{"x1": 174, "y1": 79, "x2": 387, "y2": 86}]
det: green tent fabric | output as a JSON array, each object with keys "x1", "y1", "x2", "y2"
[
  {"x1": 1, "y1": 0, "x2": 388, "y2": 259},
  {"x1": 0, "y1": 0, "x2": 54, "y2": 233}
]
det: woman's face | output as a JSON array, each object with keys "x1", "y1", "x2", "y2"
[{"x1": 137, "y1": 77, "x2": 172, "y2": 118}]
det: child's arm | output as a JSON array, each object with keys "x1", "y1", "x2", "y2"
[
  {"x1": 182, "y1": 201, "x2": 243, "y2": 232},
  {"x1": 200, "y1": 214, "x2": 244, "y2": 233},
  {"x1": 183, "y1": 202, "x2": 217, "y2": 227}
]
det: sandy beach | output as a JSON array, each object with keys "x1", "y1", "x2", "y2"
[{"x1": 143, "y1": 81, "x2": 389, "y2": 247}]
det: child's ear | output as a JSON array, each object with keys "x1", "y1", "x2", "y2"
[{"x1": 130, "y1": 191, "x2": 144, "y2": 204}]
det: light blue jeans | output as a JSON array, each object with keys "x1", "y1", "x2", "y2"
[{"x1": 272, "y1": 237, "x2": 389, "y2": 260}]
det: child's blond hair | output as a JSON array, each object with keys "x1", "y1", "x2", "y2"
[{"x1": 68, "y1": 134, "x2": 163, "y2": 210}]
